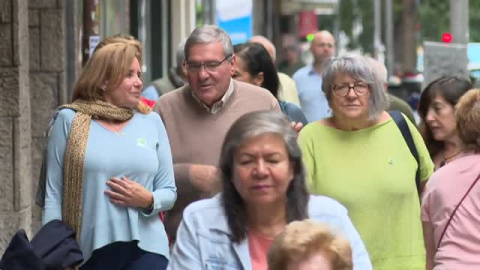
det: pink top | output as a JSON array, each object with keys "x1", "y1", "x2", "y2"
[
  {"x1": 248, "y1": 230, "x2": 274, "y2": 270},
  {"x1": 421, "y1": 154, "x2": 480, "y2": 269}
]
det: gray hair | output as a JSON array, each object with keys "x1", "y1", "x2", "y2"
[
  {"x1": 220, "y1": 110, "x2": 309, "y2": 243},
  {"x1": 322, "y1": 55, "x2": 389, "y2": 120},
  {"x1": 175, "y1": 39, "x2": 186, "y2": 68},
  {"x1": 365, "y1": 57, "x2": 388, "y2": 83},
  {"x1": 184, "y1": 24, "x2": 233, "y2": 60}
]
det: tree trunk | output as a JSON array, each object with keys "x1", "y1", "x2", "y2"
[{"x1": 401, "y1": 0, "x2": 418, "y2": 72}]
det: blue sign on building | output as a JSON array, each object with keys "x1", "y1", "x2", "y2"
[{"x1": 216, "y1": 0, "x2": 252, "y2": 45}]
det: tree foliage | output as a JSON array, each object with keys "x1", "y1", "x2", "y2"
[
  {"x1": 418, "y1": 0, "x2": 480, "y2": 42},
  {"x1": 338, "y1": 0, "x2": 480, "y2": 54}
]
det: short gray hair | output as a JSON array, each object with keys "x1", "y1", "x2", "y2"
[
  {"x1": 365, "y1": 57, "x2": 387, "y2": 83},
  {"x1": 322, "y1": 55, "x2": 389, "y2": 120},
  {"x1": 175, "y1": 39, "x2": 186, "y2": 68},
  {"x1": 184, "y1": 25, "x2": 233, "y2": 60},
  {"x1": 220, "y1": 110, "x2": 309, "y2": 243}
]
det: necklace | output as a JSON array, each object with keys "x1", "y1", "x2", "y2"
[
  {"x1": 440, "y1": 149, "x2": 462, "y2": 167},
  {"x1": 105, "y1": 121, "x2": 125, "y2": 136}
]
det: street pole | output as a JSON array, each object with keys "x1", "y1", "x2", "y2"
[
  {"x1": 373, "y1": 0, "x2": 381, "y2": 59},
  {"x1": 385, "y1": 0, "x2": 394, "y2": 78},
  {"x1": 450, "y1": 0, "x2": 469, "y2": 44},
  {"x1": 82, "y1": 0, "x2": 99, "y2": 66},
  {"x1": 202, "y1": 0, "x2": 216, "y2": 25}
]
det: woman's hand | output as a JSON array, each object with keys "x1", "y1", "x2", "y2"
[
  {"x1": 105, "y1": 176, "x2": 153, "y2": 209},
  {"x1": 290, "y1": 121, "x2": 304, "y2": 133}
]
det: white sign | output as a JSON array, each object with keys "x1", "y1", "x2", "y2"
[
  {"x1": 216, "y1": 0, "x2": 252, "y2": 21},
  {"x1": 89, "y1": 35, "x2": 101, "y2": 56}
]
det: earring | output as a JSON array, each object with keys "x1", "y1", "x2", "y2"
[{"x1": 101, "y1": 85, "x2": 107, "y2": 91}]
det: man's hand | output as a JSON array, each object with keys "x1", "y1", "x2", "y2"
[
  {"x1": 189, "y1": 165, "x2": 221, "y2": 195},
  {"x1": 290, "y1": 121, "x2": 304, "y2": 133},
  {"x1": 105, "y1": 176, "x2": 153, "y2": 209}
]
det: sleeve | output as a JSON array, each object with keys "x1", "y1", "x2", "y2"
[
  {"x1": 312, "y1": 201, "x2": 373, "y2": 270},
  {"x1": 42, "y1": 109, "x2": 74, "y2": 225},
  {"x1": 406, "y1": 116, "x2": 434, "y2": 183},
  {"x1": 337, "y1": 214, "x2": 373, "y2": 270},
  {"x1": 278, "y1": 73, "x2": 302, "y2": 108},
  {"x1": 272, "y1": 98, "x2": 282, "y2": 112},
  {"x1": 420, "y1": 176, "x2": 435, "y2": 222},
  {"x1": 420, "y1": 195, "x2": 432, "y2": 222},
  {"x1": 141, "y1": 85, "x2": 160, "y2": 101},
  {"x1": 284, "y1": 102, "x2": 308, "y2": 126},
  {"x1": 298, "y1": 127, "x2": 317, "y2": 192},
  {"x1": 142, "y1": 114, "x2": 177, "y2": 216},
  {"x1": 167, "y1": 211, "x2": 203, "y2": 269}
]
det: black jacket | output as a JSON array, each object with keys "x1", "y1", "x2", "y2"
[{"x1": 0, "y1": 220, "x2": 83, "y2": 270}]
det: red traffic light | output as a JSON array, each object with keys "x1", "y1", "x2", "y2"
[{"x1": 442, "y1": 33, "x2": 452, "y2": 43}]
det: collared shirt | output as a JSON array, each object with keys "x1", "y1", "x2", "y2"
[
  {"x1": 192, "y1": 79, "x2": 234, "y2": 114},
  {"x1": 292, "y1": 65, "x2": 331, "y2": 122}
]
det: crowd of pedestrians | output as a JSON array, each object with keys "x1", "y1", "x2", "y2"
[{"x1": 3, "y1": 23, "x2": 478, "y2": 270}]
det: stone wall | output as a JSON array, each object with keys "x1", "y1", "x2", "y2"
[
  {"x1": 0, "y1": 0, "x2": 32, "y2": 252},
  {"x1": 29, "y1": 0, "x2": 66, "y2": 234},
  {"x1": 0, "y1": 0, "x2": 66, "y2": 254}
]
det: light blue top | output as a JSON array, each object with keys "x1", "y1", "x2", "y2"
[
  {"x1": 168, "y1": 194, "x2": 372, "y2": 270},
  {"x1": 42, "y1": 108, "x2": 177, "y2": 263},
  {"x1": 292, "y1": 65, "x2": 331, "y2": 122},
  {"x1": 142, "y1": 85, "x2": 160, "y2": 101}
]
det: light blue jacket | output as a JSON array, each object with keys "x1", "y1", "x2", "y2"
[{"x1": 168, "y1": 194, "x2": 372, "y2": 270}]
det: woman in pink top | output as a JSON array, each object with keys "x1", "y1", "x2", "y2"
[{"x1": 421, "y1": 89, "x2": 480, "y2": 269}]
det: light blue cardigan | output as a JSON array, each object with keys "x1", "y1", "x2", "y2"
[{"x1": 168, "y1": 194, "x2": 372, "y2": 270}]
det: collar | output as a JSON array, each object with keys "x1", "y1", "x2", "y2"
[
  {"x1": 207, "y1": 194, "x2": 232, "y2": 234},
  {"x1": 207, "y1": 194, "x2": 251, "y2": 270},
  {"x1": 307, "y1": 65, "x2": 317, "y2": 76},
  {"x1": 192, "y1": 79, "x2": 234, "y2": 114}
]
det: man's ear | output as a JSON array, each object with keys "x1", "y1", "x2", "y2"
[
  {"x1": 253, "y1": 72, "x2": 264, "y2": 87},
  {"x1": 229, "y1": 54, "x2": 236, "y2": 76}
]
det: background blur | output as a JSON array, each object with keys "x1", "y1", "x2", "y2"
[{"x1": 0, "y1": 0, "x2": 477, "y2": 254}]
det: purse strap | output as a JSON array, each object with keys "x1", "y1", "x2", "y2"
[{"x1": 437, "y1": 172, "x2": 480, "y2": 249}]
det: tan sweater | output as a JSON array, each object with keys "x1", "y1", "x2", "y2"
[{"x1": 154, "y1": 80, "x2": 280, "y2": 238}]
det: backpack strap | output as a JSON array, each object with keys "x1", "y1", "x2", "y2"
[{"x1": 388, "y1": 110, "x2": 421, "y2": 195}]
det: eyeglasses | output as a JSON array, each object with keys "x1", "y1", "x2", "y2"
[
  {"x1": 332, "y1": 82, "x2": 369, "y2": 97},
  {"x1": 185, "y1": 55, "x2": 232, "y2": 73}
]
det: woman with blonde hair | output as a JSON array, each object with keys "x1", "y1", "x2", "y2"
[
  {"x1": 268, "y1": 219, "x2": 352, "y2": 270},
  {"x1": 422, "y1": 89, "x2": 480, "y2": 269},
  {"x1": 42, "y1": 40, "x2": 176, "y2": 269}
]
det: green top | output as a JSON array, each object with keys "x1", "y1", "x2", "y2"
[{"x1": 298, "y1": 116, "x2": 434, "y2": 270}]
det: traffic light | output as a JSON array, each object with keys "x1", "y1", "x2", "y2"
[{"x1": 442, "y1": 32, "x2": 452, "y2": 43}]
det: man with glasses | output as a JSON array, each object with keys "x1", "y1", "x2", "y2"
[
  {"x1": 153, "y1": 25, "x2": 280, "y2": 243},
  {"x1": 293, "y1": 30, "x2": 336, "y2": 123}
]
